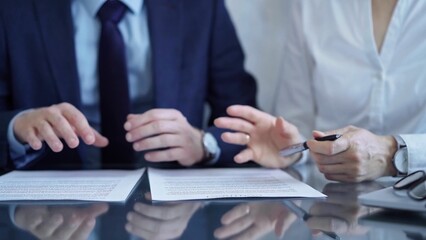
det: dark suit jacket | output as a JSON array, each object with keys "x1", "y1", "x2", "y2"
[{"x1": 0, "y1": 0, "x2": 257, "y2": 170}]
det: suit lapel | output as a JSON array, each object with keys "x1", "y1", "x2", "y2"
[
  {"x1": 34, "y1": 0, "x2": 82, "y2": 108},
  {"x1": 146, "y1": 0, "x2": 182, "y2": 108}
]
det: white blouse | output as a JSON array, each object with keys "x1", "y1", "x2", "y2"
[{"x1": 274, "y1": 0, "x2": 426, "y2": 172}]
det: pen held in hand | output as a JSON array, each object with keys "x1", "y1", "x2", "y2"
[{"x1": 279, "y1": 134, "x2": 342, "y2": 157}]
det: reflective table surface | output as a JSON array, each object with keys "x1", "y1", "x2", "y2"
[{"x1": 1, "y1": 164, "x2": 425, "y2": 240}]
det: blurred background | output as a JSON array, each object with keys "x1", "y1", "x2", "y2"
[{"x1": 226, "y1": 0, "x2": 285, "y2": 113}]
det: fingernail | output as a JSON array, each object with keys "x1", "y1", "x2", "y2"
[
  {"x1": 126, "y1": 133, "x2": 132, "y2": 141},
  {"x1": 86, "y1": 134, "x2": 94, "y2": 143},
  {"x1": 70, "y1": 137, "x2": 79, "y2": 147},
  {"x1": 124, "y1": 122, "x2": 131, "y2": 130},
  {"x1": 134, "y1": 143, "x2": 140, "y2": 151}
]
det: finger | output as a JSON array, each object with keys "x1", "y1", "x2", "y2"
[
  {"x1": 132, "y1": 133, "x2": 179, "y2": 152},
  {"x1": 317, "y1": 163, "x2": 348, "y2": 175},
  {"x1": 126, "y1": 211, "x2": 183, "y2": 237},
  {"x1": 234, "y1": 148, "x2": 254, "y2": 164},
  {"x1": 324, "y1": 173, "x2": 361, "y2": 183},
  {"x1": 214, "y1": 117, "x2": 255, "y2": 134},
  {"x1": 221, "y1": 204, "x2": 251, "y2": 225},
  {"x1": 24, "y1": 130, "x2": 44, "y2": 151},
  {"x1": 274, "y1": 211, "x2": 286, "y2": 237},
  {"x1": 276, "y1": 117, "x2": 300, "y2": 139},
  {"x1": 33, "y1": 214, "x2": 63, "y2": 239},
  {"x1": 306, "y1": 136, "x2": 350, "y2": 156},
  {"x1": 125, "y1": 222, "x2": 156, "y2": 239},
  {"x1": 60, "y1": 104, "x2": 95, "y2": 145},
  {"x1": 221, "y1": 132, "x2": 251, "y2": 145},
  {"x1": 91, "y1": 128, "x2": 109, "y2": 147},
  {"x1": 124, "y1": 109, "x2": 183, "y2": 131},
  {"x1": 226, "y1": 105, "x2": 273, "y2": 124},
  {"x1": 306, "y1": 216, "x2": 348, "y2": 234},
  {"x1": 133, "y1": 202, "x2": 191, "y2": 220},
  {"x1": 49, "y1": 213, "x2": 85, "y2": 240},
  {"x1": 232, "y1": 226, "x2": 264, "y2": 240},
  {"x1": 46, "y1": 113, "x2": 79, "y2": 149},
  {"x1": 126, "y1": 221, "x2": 178, "y2": 240},
  {"x1": 144, "y1": 147, "x2": 184, "y2": 163},
  {"x1": 82, "y1": 203, "x2": 109, "y2": 218},
  {"x1": 312, "y1": 130, "x2": 327, "y2": 139},
  {"x1": 133, "y1": 203, "x2": 181, "y2": 220},
  {"x1": 68, "y1": 218, "x2": 96, "y2": 240},
  {"x1": 36, "y1": 121, "x2": 63, "y2": 152},
  {"x1": 310, "y1": 152, "x2": 345, "y2": 165},
  {"x1": 15, "y1": 206, "x2": 47, "y2": 231},
  {"x1": 127, "y1": 211, "x2": 178, "y2": 237},
  {"x1": 126, "y1": 120, "x2": 179, "y2": 143},
  {"x1": 214, "y1": 216, "x2": 253, "y2": 239}
]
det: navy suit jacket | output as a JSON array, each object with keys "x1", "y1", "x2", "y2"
[{"x1": 0, "y1": 0, "x2": 257, "y2": 170}]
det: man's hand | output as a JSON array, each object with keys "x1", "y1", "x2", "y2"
[
  {"x1": 214, "y1": 105, "x2": 303, "y2": 168},
  {"x1": 307, "y1": 126, "x2": 397, "y2": 182},
  {"x1": 125, "y1": 193, "x2": 201, "y2": 239},
  {"x1": 14, "y1": 203, "x2": 109, "y2": 240},
  {"x1": 305, "y1": 182, "x2": 381, "y2": 236},
  {"x1": 214, "y1": 202, "x2": 296, "y2": 240},
  {"x1": 14, "y1": 103, "x2": 108, "y2": 152},
  {"x1": 124, "y1": 109, "x2": 204, "y2": 166}
]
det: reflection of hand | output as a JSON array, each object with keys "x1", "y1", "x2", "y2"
[
  {"x1": 125, "y1": 197, "x2": 202, "y2": 240},
  {"x1": 14, "y1": 203, "x2": 109, "y2": 240},
  {"x1": 14, "y1": 103, "x2": 108, "y2": 152},
  {"x1": 214, "y1": 202, "x2": 296, "y2": 240},
  {"x1": 306, "y1": 182, "x2": 381, "y2": 235},
  {"x1": 214, "y1": 105, "x2": 303, "y2": 168},
  {"x1": 307, "y1": 127, "x2": 396, "y2": 182},
  {"x1": 124, "y1": 109, "x2": 205, "y2": 166}
]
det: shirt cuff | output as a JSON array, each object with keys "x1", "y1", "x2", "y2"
[
  {"x1": 8, "y1": 112, "x2": 28, "y2": 159},
  {"x1": 400, "y1": 134, "x2": 426, "y2": 173}
]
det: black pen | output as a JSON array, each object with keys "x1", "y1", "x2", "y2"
[{"x1": 279, "y1": 134, "x2": 342, "y2": 157}]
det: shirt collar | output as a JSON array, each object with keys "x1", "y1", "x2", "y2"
[{"x1": 79, "y1": 0, "x2": 144, "y2": 17}]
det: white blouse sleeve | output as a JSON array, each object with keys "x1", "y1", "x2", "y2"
[{"x1": 401, "y1": 134, "x2": 426, "y2": 173}]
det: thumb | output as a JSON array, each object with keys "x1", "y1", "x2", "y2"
[
  {"x1": 312, "y1": 130, "x2": 326, "y2": 139},
  {"x1": 84, "y1": 203, "x2": 110, "y2": 218}
]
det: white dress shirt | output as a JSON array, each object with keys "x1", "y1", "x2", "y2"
[{"x1": 274, "y1": 0, "x2": 426, "y2": 172}]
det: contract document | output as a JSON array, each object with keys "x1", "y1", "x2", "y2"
[
  {"x1": 149, "y1": 168, "x2": 326, "y2": 201},
  {"x1": 0, "y1": 168, "x2": 145, "y2": 202}
]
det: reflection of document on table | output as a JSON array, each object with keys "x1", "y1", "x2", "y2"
[
  {"x1": 0, "y1": 168, "x2": 145, "y2": 202},
  {"x1": 149, "y1": 168, "x2": 326, "y2": 201}
]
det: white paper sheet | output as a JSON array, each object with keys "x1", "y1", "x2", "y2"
[
  {"x1": 0, "y1": 168, "x2": 145, "y2": 202},
  {"x1": 148, "y1": 168, "x2": 326, "y2": 201}
]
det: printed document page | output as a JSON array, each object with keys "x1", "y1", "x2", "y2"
[
  {"x1": 149, "y1": 168, "x2": 326, "y2": 201},
  {"x1": 0, "y1": 168, "x2": 145, "y2": 202}
]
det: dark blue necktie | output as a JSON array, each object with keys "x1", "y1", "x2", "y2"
[{"x1": 97, "y1": 0, "x2": 133, "y2": 168}]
